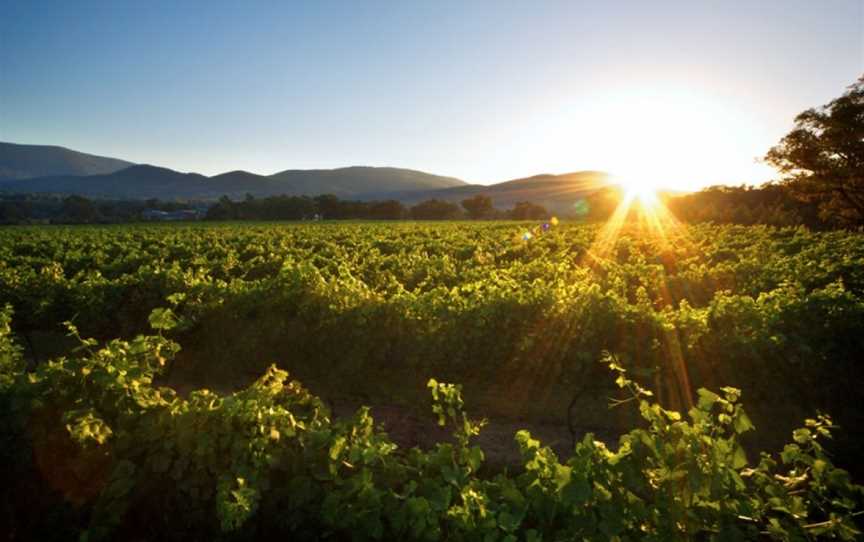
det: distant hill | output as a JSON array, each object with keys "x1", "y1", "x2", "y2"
[
  {"x1": 268, "y1": 166, "x2": 465, "y2": 197},
  {"x1": 0, "y1": 161, "x2": 469, "y2": 200},
  {"x1": 380, "y1": 171, "x2": 611, "y2": 215},
  {"x1": 207, "y1": 170, "x2": 275, "y2": 195},
  {"x1": 0, "y1": 142, "x2": 134, "y2": 180},
  {"x1": 0, "y1": 142, "x2": 612, "y2": 207},
  {"x1": 0, "y1": 165, "x2": 210, "y2": 199}
]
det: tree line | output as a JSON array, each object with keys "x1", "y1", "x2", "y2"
[
  {"x1": 0, "y1": 185, "x2": 852, "y2": 228},
  {"x1": 0, "y1": 195, "x2": 199, "y2": 225},
  {"x1": 665, "y1": 184, "x2": 824, "y2": 227},
  {"x1": 0, "y1": 192, "x2": 549, "y2": 225},
  {"x1": 205, "y1": 193, "x2": 550, "y2": 221}
]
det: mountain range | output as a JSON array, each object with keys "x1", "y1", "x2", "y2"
[
  {"x1": 0, "y1": 142, "x2": 134, "y2": 180},
  {"x1": 0, "y1": 142, "x2": 610, "y2": 213},
  {"x1": 382, "y1": 171, "x2": 609, "y2": 213}
]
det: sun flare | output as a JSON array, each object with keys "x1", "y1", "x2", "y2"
[
  {"x1": 614, "y1": 176, "x2": 662, "y2": 207},
  {"x1": 586, "y1": 171, "x2": 696, "y2": 411},
  {"x1": 529, "y1": 83, "x2": 777, "y2": 193}
]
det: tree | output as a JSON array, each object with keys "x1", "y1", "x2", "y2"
[
  {"x1": 508, "y1": 201, "x2": 548, "y2": 220},
  {"x1": 270, "y1": 195, "x2": 316, "y2": 220},
  {"x1": 0, "y1": 200, "x2": 29, "y2": 224},
  {"x1": 581, "y1": 187, "x2": 622, "y2": 220},
  {"x1": 461, "y1": 194, "x2": 494, "y2": 219},
  {"x1": 409, "y1": 199, "x2": 461, "y2": 220},
  {"x1": 368, "y1": 199, "x2": 406, "y2": 220},
  {"x1": 665, "y1": 185, "x2": 815, "y2": 228},
  {"x1": 765, "y1": 75, "x2": 864, "y2": 225},
  {"x1": 206, "y1": 195, "x2": 236, "y2": 220},
  {"x1": 314, "y1": 194, "x2": 343, "y2": 219},
  {"x1": 61, "y1": 195, "x2": 99, "y2": 223}
]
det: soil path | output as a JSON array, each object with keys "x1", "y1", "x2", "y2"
[{"x1": 329, "y1": 398, "x2": 620, "y2": 467}]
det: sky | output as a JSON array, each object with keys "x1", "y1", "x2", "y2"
[{"x1": 1, "y1": 0, "x2": 862, "y2": 190}]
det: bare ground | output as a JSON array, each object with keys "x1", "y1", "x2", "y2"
[{"x1": 329, "y1": 397, "x2": 621, "y2": 467}]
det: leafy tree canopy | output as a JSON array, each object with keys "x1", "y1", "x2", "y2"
[
  {"x1": 461, "y1": 194, "x2": 495, "y2": 219},
  {"x1": 410, "y1": 198, "x2": 462, "y2": 220},
  {"x1": 765, "y1": 75, "x2": 864, "y2": 225},
  {"x1": 509, "y1": 201, "x2": 549, "y2": 220}
]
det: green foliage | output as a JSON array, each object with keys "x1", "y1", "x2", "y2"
[
  {"x1": 0, "y1": 304, "x2": 24, "y2": 387},
  {"x1": 1, "y1": 310, "x2": 862, "y2": 539},
  {"x1": 0, "y1": 222, "x2": 862, "y2": 445},
  {"x1": 1, "y1": 221, "x2": 863, "y2": 538},
  {"x1": 461, "y1": 194, "x2": 495, "y2": 220},
  {"x1": 410, "y1": 199, "x2": 463, "y2": 219},
  {"x1": 667, "y1": 184, "x2": 821, "y2": 228},
  {"x1": 765, "y1": 75, "x2": 864, "y2": 226}
]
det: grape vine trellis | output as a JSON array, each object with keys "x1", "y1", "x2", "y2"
[{"x1": 0, "y1": 221, "x2": 863, "y2": 539}]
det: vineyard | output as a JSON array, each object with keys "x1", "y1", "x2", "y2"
[{"x1": 1, "y1": 220, "x2": 863, "y2": 540}]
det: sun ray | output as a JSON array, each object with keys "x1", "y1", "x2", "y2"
[
  {"x1": 582, "y1": 188, "x2": 697, "y2": 412},
  {"x1": 497, "y1": 188, "x2": 707, "y2": 425}
]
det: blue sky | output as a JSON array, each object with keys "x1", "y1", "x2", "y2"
[{"x1": 1, "y1": 0, "x2": 861, "y2": 188}]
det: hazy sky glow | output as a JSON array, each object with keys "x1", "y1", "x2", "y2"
[{"x1": 1, "y1": 0, "x2": 862, "y2": 189}]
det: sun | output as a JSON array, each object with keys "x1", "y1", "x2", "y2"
[
  {"x1": 528, "y1": 83, "x2": 776, "y2": 194},
  {"x1": 613, "y1": 175, "x2": 662, "y2": 207}
]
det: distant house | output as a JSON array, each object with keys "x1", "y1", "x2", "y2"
[{"x1": 141, "y1": 209, "x2": 202, "y2": 221}]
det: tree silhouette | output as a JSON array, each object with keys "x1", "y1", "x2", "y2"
[
  {"x1": 461, "y1": 194, "x2": 494, "y2": 219},
  {"x1": 206, "y1": 195, "x2": 236, "y2": 220},
  {"x1": 61, "y1": 195, "x2": 99, "y2": 223},
  {"x1": 509, "y1": 201, "x2": 548, "y2": 220},
  {"x1": 765, "y1": 75, "x2": 864, "y2": 226},
  {"x1": 410, "y1": 199, "x2": 461, "y2": 220},
  {"x1": 368, "y1": 199, "x2": 406, "y2": 220}
]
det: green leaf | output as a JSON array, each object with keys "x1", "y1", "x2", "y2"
[
  {"x1": 148, "y1": 308, "x2": 178, "y2": 331},
  {"x1": 329, "y1": 436, "x2": 346, "y2": 461},
  {"x1": 793, "y1": 428, "x2": 811, "y2": 444},
  {"x1": 466, "y1": 446, "x2": 484, "y2": 472},
  {"x1": 732, "y1": 444, "x2": 748, "y2": 469},
  {"x1": 554, "y1": 465, "x2": 572, "y2": 491},
  {"x1": 497, "y1": 509, "x2": 522, "y2": 533},
  {"x1": 697, "y1": 389, "x2": 721, "y2": 411},
  {"x1": 733, "y1": 410, "x2": 755, "y2": 434},
  {"x1": 561, "y1": 476, "x2": 592, "y2": 505}
]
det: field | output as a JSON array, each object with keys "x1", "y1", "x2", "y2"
[{"x1": 2, "y1": 220, "x2": 863, "y2": 540}]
